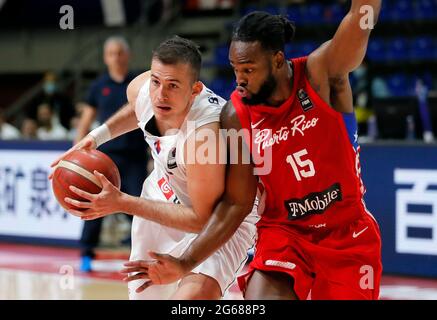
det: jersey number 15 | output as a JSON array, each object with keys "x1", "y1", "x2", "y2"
[{"x1": 286, "y1": 149, "x2": 315, "y2": 181}]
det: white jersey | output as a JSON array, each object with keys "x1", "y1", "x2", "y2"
[
  {"x1": 129, "y1": 78, "x2": 260, "y2": 299},
  {"x1": 135, "y1": 78, "x2": 225, "y2": 206}
]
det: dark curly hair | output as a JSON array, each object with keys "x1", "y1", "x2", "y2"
[{"x1": 232, "y1": 11, "x2": 296, "y2": 53}]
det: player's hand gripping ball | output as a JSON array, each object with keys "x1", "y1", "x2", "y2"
[{"x1": 51, "y1": 149, "x2": 121, "y2": 211}]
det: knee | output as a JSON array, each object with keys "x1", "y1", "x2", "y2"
[
  {"x1": 244, "y1": 270, "x2": 298, "y2": 300},
  {"x1": 171, "y1": 274, "x2": 222, "y2": 300}
]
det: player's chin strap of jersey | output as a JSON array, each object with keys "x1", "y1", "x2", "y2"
[{"x1": 89, "y1": 124, "x2": 111, "y2": 147}]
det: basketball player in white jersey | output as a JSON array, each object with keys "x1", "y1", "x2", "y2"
[{"x1": 50, "y1": 36, "x2": 260, "y2": 299}]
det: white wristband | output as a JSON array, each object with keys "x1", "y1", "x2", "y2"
[{"x1": 89, "y1": 124, "x2": 111, "y2": 147}]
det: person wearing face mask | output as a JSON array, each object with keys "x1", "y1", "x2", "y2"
[{"x1": 28, "y1": 72, "x2": 75, "y2": 132}]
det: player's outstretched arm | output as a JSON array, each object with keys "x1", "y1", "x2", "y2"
[
  {"x1": 179, "y1": 101, "x2": 258, "y2": 269},
  {"x1": 305, "y1": 0, "x2": 380, "y2": 114},
  {"x1": 314, "y1": 0, "x2": 381, "y2": 77}
]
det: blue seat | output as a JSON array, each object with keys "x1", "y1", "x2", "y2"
[
  {"x1": 240, "y1": 5, "x2": 258, "y2": 17},
  {"x1": 209, "y1": 78, "x2": 227, "y2": 97},
  {"x1": 325, "y1": 3, "x2": 345, "y2": 24},
  {"x1": 214, "y1": 45, "x2": 229, "y2": 67},
  {"x1": 300, "y1": 41, "x2": 318, "y2": 56},
  {"x1": 284, "y1": 43, "x2": 296, "y2": 58},
  {"x1": 390, "y1": 0, "x2": 414, "y2": 21},
  {"x1": 367, "y1": 39, "x2": 386, "y2": 62},
  {"x1": 286, "y1": 6, "x2": 302, "y2": 24},
  {"x1": 210, "y1": 77, "x2": 235, "y2": 99},
  {"x1": 410, "y1": 36, "x2": 434, "y2": 60},
  {"x1": 378, "y1": 1, "x2": 390, "y2": 22},
  {"x1": 414, "y1": 0, "x2": 437, "y2": 20},
  {"x1": 386, "y1": 38, "x2": 409, "y2": 61},
  {"x1": 386, "y1": 74, "x2": 413, "y2": 97},
  {"x1": 349, "y1": 73, "x2": 358, "y2": 91},
  {"x1": 421, "y1": 72, "x2": 435, "y2": 90},
  {"x1": 286, "y1": 41, "x2": 319, "y2": 58},
  {"x1": 290, "y1": 41, "x2": 317, "y2": 57},
  {"x1": 306, "y1": 3, "x2": 324, "y2": 24},
  {"x1": 263, "y1": 5, "x2": 280, "y2": 16},
  {"x1": 299, "y1": 4, "x2": 323, "y2": 25}
]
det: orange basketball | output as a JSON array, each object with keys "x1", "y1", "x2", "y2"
[{"x1": 52, "y1": 149, "x2": 121, "y2": 211}]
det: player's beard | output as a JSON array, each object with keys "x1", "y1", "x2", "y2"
[{"x1": 242, "y1": 73, "x2": 277, "y2": 106}]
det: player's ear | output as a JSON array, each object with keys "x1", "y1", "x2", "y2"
[
  {"x1": 192, "y1": 81, "x2": 203, "y2": 97},
  {"x1": 274, "y1": 51, "x2": 286, "y2": 69}
]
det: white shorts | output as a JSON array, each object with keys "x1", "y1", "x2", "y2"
[{"x1": 128, "y1": 170, "x2": 260, "y2": 299}]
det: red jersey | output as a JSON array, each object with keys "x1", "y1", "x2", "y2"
[{"x1": 232, "y1": 56, "x2": 369, "y2": 231}]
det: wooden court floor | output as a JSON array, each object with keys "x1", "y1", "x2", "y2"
[{"x1": 1, "y1": 243, "x2": 437, "y2": 300}]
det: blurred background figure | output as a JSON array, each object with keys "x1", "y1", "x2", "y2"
[
  {"x1": 74, "y1": 36, "x2": 149, "y2": 272},
  {"x1": 351, "y1": 60, "x2": 374, "y2": 140},
  {"x1": 0, "y1": 108, "x2": 20, "y2": 140},
  {"x1": 67, "y1": 115, "x2": 81, "y2": 141},
  {"x1": 35, "y1": 103, "x2": 68, "y2": 140},
  {"x1": 20, "y1": 117, "x2": 38, "y2": 140},
  {"x1": 28, "y1": 72, "x2": 75, "y2": 131}
]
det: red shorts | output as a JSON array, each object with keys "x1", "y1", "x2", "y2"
[{"x1": 237, "y1": 214, "x2": 382, "y2": 300}]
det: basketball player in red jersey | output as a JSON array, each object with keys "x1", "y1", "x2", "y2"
[{"x1": 132, "y1": 1, "x2": 382, "y2": 299}]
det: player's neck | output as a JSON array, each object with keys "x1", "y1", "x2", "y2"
[
  {"x1": 156, "y1": 114, "x2": 188, "y2": 136},
  {"x1": 266, "y1": 61, "x2": 294, "y2": 107},
  {"x1": 108, "y1": 68, "x2": 128, "y2": 83}
]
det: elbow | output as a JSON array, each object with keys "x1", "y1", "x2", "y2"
[
  {"x1": 232, "y1": 201, "x2": 254, "y2": 225},
  {"x1": 191, "y1": 220, "x2": 206, "y2": 233},
  {"x1": 188, "y1": 214, "x2": 210, "y2": 234}
]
